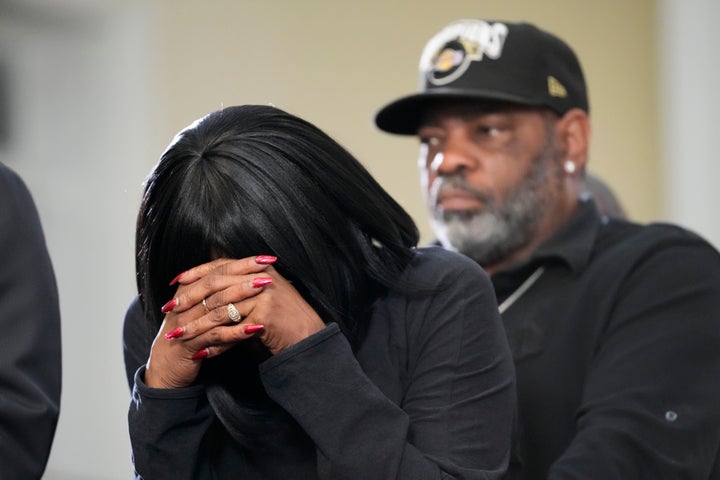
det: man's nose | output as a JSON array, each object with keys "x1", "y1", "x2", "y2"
[{"x1": 434, "y1": 133, "x2": 477, "y2": 176}]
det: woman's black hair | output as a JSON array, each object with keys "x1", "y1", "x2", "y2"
[
  {"x1": 135, "y1": 105, "x2": 419, "y2": 454},
  {"x1": 137, "y1": 104, "x2": 418, "y2": 336}
]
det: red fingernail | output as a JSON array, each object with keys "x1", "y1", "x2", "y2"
[
  {"x1": 255, "y1": 255, "x2": 277, "y2": 265},
  {"x1": 169, "y1": 271, "x2": 186, "y2": 285},
  {"x1": 164, "y1": 327, "x2": 184, "y2": 340},
  {"x1": 243, "y1": 324, "x2": 265, "y2": 334},
  {"x1": 161, "y1": 298, "x2": 179, "y2": 313},
  {"x1": 191, "y1": 348, "x2": 209, "y2": 360},
  {"x1": 252, "y1": 277, "x2": 273, "y2": 288}
]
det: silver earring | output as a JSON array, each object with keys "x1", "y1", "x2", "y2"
[{"x1": 564, "y1": 160, "x2": 576, "y2": 174}]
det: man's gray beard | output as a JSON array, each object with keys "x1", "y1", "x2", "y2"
[
  {"x1": 433, "y1": 208, "x2": 535, "y2": 267},
  {"x1": 430, "y1": 148, "x2": 558, "y2": 267}
]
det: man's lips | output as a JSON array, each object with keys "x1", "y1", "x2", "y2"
[{"x1": 436, "y1": 189, "x2": 484, "y2": 211}]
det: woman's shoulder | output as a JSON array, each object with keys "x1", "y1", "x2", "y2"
[
  {"x1": 404, "y1": 246, "x2": 491, "y2": 288},
  {"x1": 409, "y1": 245, "x2": 487, "y2": 273},
  {"x1": 379, "y1": 248, "x2": 502, "y2": 348}
]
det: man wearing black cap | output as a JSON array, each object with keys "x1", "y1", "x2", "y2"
[{"x1": 376, "y1": 19, "x2": 720, "y2": 479}]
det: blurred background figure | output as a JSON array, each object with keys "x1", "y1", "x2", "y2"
[
  {"x1": 581, "y1": 173, "x2": 627, "y2": 219},
  {"x1": 0, "y1": 162, "x2": 61, "y2": 478}
]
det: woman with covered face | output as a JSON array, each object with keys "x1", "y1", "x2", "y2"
[{"x1": 123, "y1": 104, "x2": 515, "y2": 480}]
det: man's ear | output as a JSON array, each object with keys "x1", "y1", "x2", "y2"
[{"x1": 556, "y1": 108, "x2": 591, "y2": 173}]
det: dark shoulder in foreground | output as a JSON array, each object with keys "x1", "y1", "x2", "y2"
[
  {"x1": 0, "y1": 162, "x2": 31, "y2": 201},
  {"x1": 0, "y1": 161, "x2": 18, "y2": 180}
]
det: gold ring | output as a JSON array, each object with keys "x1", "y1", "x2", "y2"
[{"x1": 202, "y1": 297, "x2": 209, "y2": 313}]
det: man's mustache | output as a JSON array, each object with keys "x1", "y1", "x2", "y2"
[{"x1": 433, "y1": 174, "x2": 493, "y2": 206}]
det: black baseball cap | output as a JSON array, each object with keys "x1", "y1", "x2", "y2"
[{"x1": 375, "y1": 19, "x2": 589, "y2": 135}]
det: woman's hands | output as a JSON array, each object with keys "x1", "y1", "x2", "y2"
[{"x1": 144, "y1": 255, "x2": 326, "y2": 389}]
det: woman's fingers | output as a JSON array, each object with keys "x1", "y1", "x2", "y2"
[
  {"x1": 161, "y1": 273, "x2": 273, "y2": 315},
  {"x1": 186, "y1": 323, "x2": 266, "y2": 360},
  {"x1": 148, "y1": 259, "x2": 276, "y2": 390},
  {"x1": 162, "y1": 279, "x2": 274, "y2": 342},
  {"x1": 161, "y1": 260, "x2": 277, "y2": 315},
  {"x1": 154, "y1": 259, "x2": 325, "y2": 380},
  {"x1": 201, "y1": 275, "x2": 274, "y2": 312},
  {"x1": 166, "y1": 300, "x2": 256, "y2": 340},
  {"x1": 147, "y1": 317, "x2": 266, "y2": 388},
  {"x1": 168, "y1": 255, "x2": 277, "y2": 286}
]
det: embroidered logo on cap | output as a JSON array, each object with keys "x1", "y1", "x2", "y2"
[{"x1": 420, "y1": 20, "x2": 509, "y2": 86}]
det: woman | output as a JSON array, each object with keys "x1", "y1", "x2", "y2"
[{"x1": 124, "y1": 105, "x2": 515, "y2": 479}]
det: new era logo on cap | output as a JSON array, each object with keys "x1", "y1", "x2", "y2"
[
  {"x1": 375, "y1": 19, "x2": 589, "y2": 135},
  {"x1": 548, "y1": 76, "x2": 568, "y2": 98}
]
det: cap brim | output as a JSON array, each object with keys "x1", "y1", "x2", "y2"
[{"x1": 374, "y1": 88, "x2": 543, "y2": 135}]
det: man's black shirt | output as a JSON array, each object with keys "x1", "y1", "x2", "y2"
[{"x1": 494, "y1": 199, "x2": 720, "y2": 479}]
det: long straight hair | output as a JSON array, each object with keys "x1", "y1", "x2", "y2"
[
  {"x1": 137, "y1": 104, "x2": 418, "y2": 338},
  {"x1": 135, "y1": 105, "x2": 419, "y2": 454}
]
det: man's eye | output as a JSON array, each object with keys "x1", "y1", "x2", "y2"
[
  {"x1": 421, "y1": 136, "x2": 442, "y2": 147},
  {"x1": 478, "y1": 126, "x2": 501, "y2": 136}
]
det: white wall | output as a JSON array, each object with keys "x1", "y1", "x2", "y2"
[{"x1": 659, "y1": 0, "x2": 720, "y2": 248}]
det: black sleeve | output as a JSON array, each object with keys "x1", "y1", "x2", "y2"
[
  {"x1": 128, "y1": 367, "x2": 216, "y2": 480},
  {"x1": 0, "y1": 164, "x2": 61, "y2": 478},
  {"x1": 125, "y1": 296, "x2": 223, "y2": 480},
  {"x1": 549, "y1": 240, "x2": 720, "y2": 479},
  {"x1": 122, "y1": 295, "x2": 155, "y2": 391},
  {"x1": 260, "y1": 256, "x2": 516, "y2": 479}
]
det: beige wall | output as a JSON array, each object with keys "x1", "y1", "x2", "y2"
[{"x1": 150, "y1": 0, "x2": 658, "y2": 244}]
